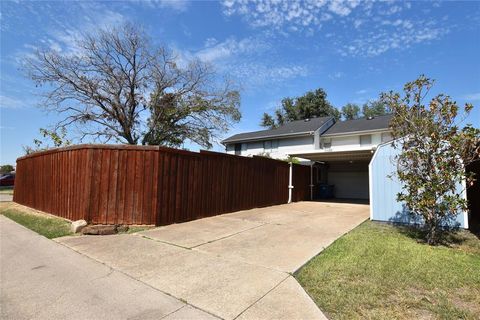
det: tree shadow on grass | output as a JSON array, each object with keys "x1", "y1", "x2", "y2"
[{"x1": 387, "y1": 204, "x2": 469, "y2": 247}]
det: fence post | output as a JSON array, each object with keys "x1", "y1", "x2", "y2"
[{"x1": 288, "y1": 162, "x2": 293, "y2": 203}]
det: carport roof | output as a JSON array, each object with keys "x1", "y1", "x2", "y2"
[{"x1": 289, "y1": 149, "x2": 374, "y2": 162}]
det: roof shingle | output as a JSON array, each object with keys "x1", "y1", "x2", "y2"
[
  {"x1": 222, "y1": 116, "x2": 333, "y2": 144},
  {"x1": 322, "y1": 114, "x2": 392, "y2": 136}
]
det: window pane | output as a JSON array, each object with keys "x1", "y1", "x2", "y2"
[
  {"x1": 322, "y1": 138, "x2": 331, "y2": 149},
  {"x1": 263, "y1": 141, "x2": 272, "y2": 150},
  {"x1": 234, "y1": 143, "x2": 241, "y2": 155},
  {"x1": 272, "y1": 140, "x2": 279, "y2": 150},
  {"x1": 381, "y1": 132, "x2": 392, "y2": 143},
  {"x1": 360, "y1": 135, "x2": 371, "y2": 146}
]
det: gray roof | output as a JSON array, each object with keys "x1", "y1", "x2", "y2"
[
  {"x1": 322, "y1": 114, "x2": 393, "y2": 136},
  {"x1": 222, "y1": 116, "x2": 334, "y2": 144}
]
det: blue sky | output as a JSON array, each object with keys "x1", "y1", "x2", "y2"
[{"x1": 1, "y1": 0, "x2": 479, "y2": 165}]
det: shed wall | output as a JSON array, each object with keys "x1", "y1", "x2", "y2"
[{"x1": 369, "y1": 142, "x2": 468, "y2": 228}]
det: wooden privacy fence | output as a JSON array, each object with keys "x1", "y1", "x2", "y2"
[{"x1": 14, "y1": 145, "x2": 311, "y2": 226}]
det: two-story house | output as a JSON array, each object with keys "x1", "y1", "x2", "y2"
[{"x1": 222, "y1": 114, "x2": 393, "y2": 200}]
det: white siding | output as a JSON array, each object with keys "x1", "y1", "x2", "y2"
[
  {"x1": 226, "y1": 130, "x2": 391, "y2": 158},
  {"x1": 273, "y1": 136, "x2": 314, "y2": 159},
  {"x1": 320, "y1": 132, "x2": 387, "y2": 152},
  {"x1": 330, "y1": 135, "x2": 359, "y2": 150},
  {"x1": 226, "y1": 135, "x2": 315, "y2": 160}
]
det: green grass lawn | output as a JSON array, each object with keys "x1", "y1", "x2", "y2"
[
  {"x1": 0, "y1": 186, "x2": 14, "y2": 194},
  {"x1": 1, "y1": 206, "x2": 73, "y2": 239},
  {"x1": 125, "y1": 226, "x2": 154, "y2": 234},
  {"x1": 296, "y1": 221, "x2": 480, "y2": 320}
]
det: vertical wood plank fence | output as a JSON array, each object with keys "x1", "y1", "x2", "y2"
[{"x1": 14, "y1": 145, "x2": 311, "y2": 226}]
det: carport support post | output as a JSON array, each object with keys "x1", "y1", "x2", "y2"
[{"x1": 288, "y1": 162, "x2": 293, "y2": 203}]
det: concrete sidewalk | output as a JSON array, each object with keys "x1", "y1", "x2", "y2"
[
  {"x1": 58, "y1": 202, "x2": 369, "y2": 319},
  {"x1": 0, "y1": 194, "x2": 13, "y2": 202},
  {"x1": 0, "y1": 215, "x2": 217, "y2": 320}
]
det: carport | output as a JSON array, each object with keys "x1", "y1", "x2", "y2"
[{"x1": 288, "y1": 150, "x2": 375, "y2": 201}]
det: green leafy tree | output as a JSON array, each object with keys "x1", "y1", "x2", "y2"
[
  {"x1": 24, "y1": 23, "x2": 240, "y2": 148},
  {"x1": 282, "y1": 156, "x2": 300, "y2": 164},
  {"x1": 381, "y1": 75, "x2": 480, "y2": 245},
  {"x1": 362, "y1": 99, "x2": 390, "y2": 118},
  {"x1": 261, "y1": 89, "x2": 340, "y2": 129},
  {"x1": 341, "y1": 103, "x2": 361, "y2": 120},
  {"x1": 0, "y1": 165, "x2": 14, "y2": 174},
  {"x1": 260, "y1": 113, "x2": 276, "y2": 129},
  {"x1": 24, "y1": 128, "x2": 72, "y2": 154}
]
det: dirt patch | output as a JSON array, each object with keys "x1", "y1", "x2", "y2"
[{"x1": 450, "y1": 287, "x2": 480, "y2": 316}]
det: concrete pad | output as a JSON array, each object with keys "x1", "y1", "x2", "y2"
[
  {"x1": 194, "y1": 223, "x2": 328, "y2": 272},
  {"x1": 139, "y1": 216, "x2": 264, "y2": 248},
  {"x1": 54, "y1": 201, "x2": 369, "y2": 319},
  {"x1": 288, "y1": 201, "x2": 370, "y2": 215},
  {"x1": 58, "y1": 234, "x2": 185, "y2": 278},
  {"x1": 138, "y1": 250, "x2": 288, "y2": 320},
  {"x1": 224, "y1": 206, "x2": 309, "y2": 225},
  {"x1": 225, "y1": 202, "x2": 369, "y2": 228},
  {"x1": 0, "y1": 194, "x2": 13, "y2": 202},
  {"x1": 196, "y1": 205, "x2": 368, "y2": 272},
  {"x1": 237, "y1": 276, "x2": 327, "y2": 320},
  {"x1": 0, "y1": 215, "x2": 185, "y2": 320},
  {"x1": 59, "y1": 234, "x2": 288, "y2": 320},
  {"x1": 162, "y1": 305, "x2": 220, "y2": 320}
]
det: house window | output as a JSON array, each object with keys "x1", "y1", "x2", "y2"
[
  {"x1": 360, "y1": 135, "x2": 371, "y2": 146},
  {"x1": 241, "y1": 143, "x2": 248, "y2": 151},
  {"x1": 322, "y1": 138, "x2": 331, "y2": 149},
  {"x1": 234, "y1": 143, "x2": 241, "y2": 155},
  {"x1": 263, "y1": 140, "x2": 272, "y2": 151},
  {"x1": 381, "y1": 132, "x2": 392, "y2": 143},
  {"x1": 272, "y1": 140, "x2": 279, "y2": 150},
  {"x1": 226, "y1": 144, "x2": 234, "y2": 153}
]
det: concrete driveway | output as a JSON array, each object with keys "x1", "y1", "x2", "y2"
[
  {"x1": 58, "y1": 201, "x2": 369, "y2": 320},
  {"x1": 0, "y1": 215, "x2": 215, "y2": 320}
]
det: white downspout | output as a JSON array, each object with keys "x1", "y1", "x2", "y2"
[{"x1": 288, "y1": 162, "x2": 293, "y2": 203}]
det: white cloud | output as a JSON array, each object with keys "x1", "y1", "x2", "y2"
[
  {"x1": 463, "y1": 93, "x2": 480, "y2": 101},
  {"x1": 49, "y1": 10, "x2": 125, "y2": 54},
  {"x1": 204, "y1": 37, "x2": 218, "y2": 47},
  {"x1": 222, "y1": 0, "x2": 361, "y2": 30},
  {"x1": 132, "y1": 0, "x2": 189, "y2": 11},
  {"x1": 329, "y1": 71, "x2": 344, "y2": 79},
  {"x1": 328, "y1": 0, "x2": 360, "y2": 16},
  {"x1": 196, "y1": 37, "x2": 270, "y2": 62},
  {"x1": 0, "y1": 95, "x2": 29, "y2": 109},
  {"x1": 222, "y1": 1, "x2": 449, "y2": 58},
  {"x1": 173, "y1": 35, "x2": 305, "y2": 89},
  {"x1": 337, "y1": 19, "x2": 449, "y2": 57},
  {"x1": 356, "y1": 89, "x2": 367, "y2": 94},
  {"x1": 232, "y1": 63, "x2": 309, "y2": 89},
  {"x1": 157, "y1": 0, "x2": 189, "y2": 11}
]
